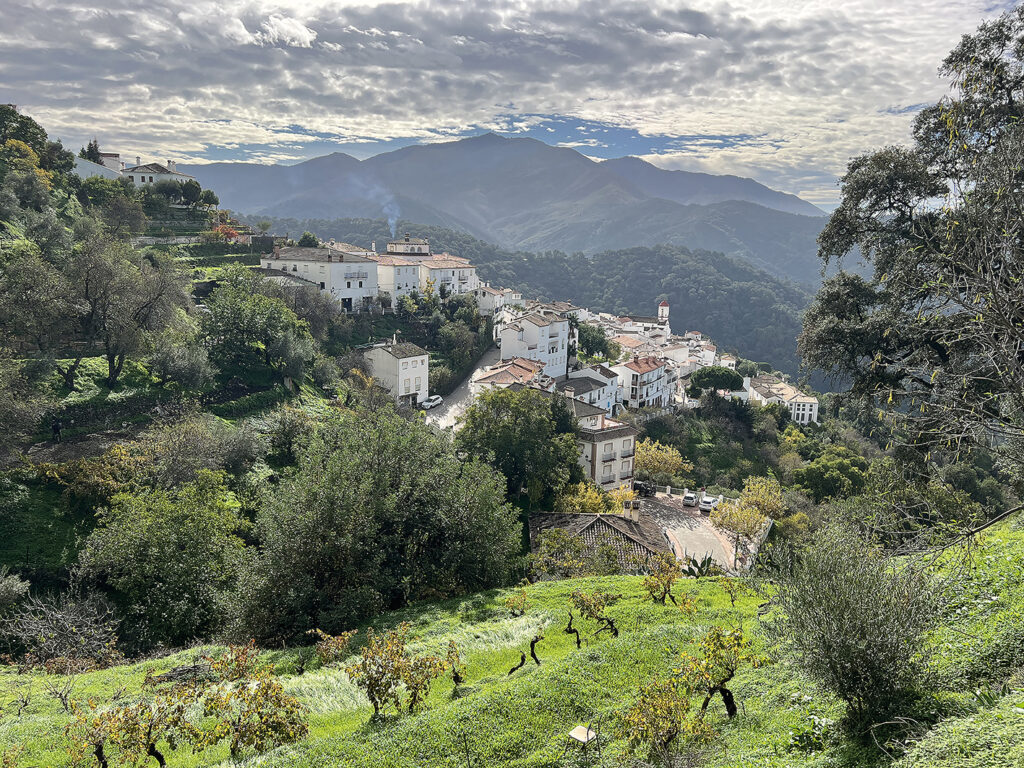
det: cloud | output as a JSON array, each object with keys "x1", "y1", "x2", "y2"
[
  {"x1": 257, "y1": 14, "x2": 318, "y2": 48},
  {"x1": 0, "y1": 0, "x2": 1007, "y2": 203}
]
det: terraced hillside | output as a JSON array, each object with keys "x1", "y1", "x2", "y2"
[{"x1": 3, "y1": 521, "x2": 1023, "y2": 767}]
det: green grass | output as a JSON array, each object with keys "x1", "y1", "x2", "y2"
[
  {"x1": 0, "y1": 474, "x2": 82, "y2": 578},
  {"x1": 895, "y1": 693, "x2": 1024, "y2": 768},
  {"x1": 0, "y1": 577, "x2": 856, "y2": 768},
  {"x1": 4, "y1": 526, "x2": 1022, "y2": 767}
]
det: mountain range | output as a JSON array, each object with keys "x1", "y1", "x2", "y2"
[{"x1": 181, "y1": 133, "x2": 830, "y2": 286}]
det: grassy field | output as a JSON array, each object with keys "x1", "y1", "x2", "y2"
[
  {"x1": 3, "y1": 503, "x2": 1021, "y2": 768},
  {"x1": 0, "y1": 573, "x2": 862, "y2": 768}
]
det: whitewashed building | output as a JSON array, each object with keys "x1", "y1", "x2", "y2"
[
  {"x1": 262, "y1": 245, "x2": 379, "y2": 312},
  {"x1": 498, "y1": 311, "x2": 571, "y2": 379},
  {"x1": 471, "y1": 357, "x2": 554, "y2": 395},
  {"x1": 745, "y1": 375, "x2": 820, "y2": 424},
  {"x1": 558, "y1": 364, "x2": 621, "y2": 416},
  {"x1": 123, "y1": 157, "x2": 195, "y2": 187},
  {"x1": 420, "y1": 256, "x2": 480, "y2": 296},
  {"x1": 363, "y1": 341, "x2": 430, "y2": 407},
  {"x1": 612, "y1": 356, "x2": 671, "y2": 410},
  {"x1": 515, "y1": 386, "x2": 637, "y2": 491},
  {"x1": 367, "y1": 254, "x2": 421, "y2": 301}
]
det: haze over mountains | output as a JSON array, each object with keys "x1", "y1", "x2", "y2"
[{"x1": 182, "y1": 133, "x2": 830, "y2": 286}]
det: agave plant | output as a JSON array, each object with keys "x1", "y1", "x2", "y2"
[{"x1": 683, "y1": 553, "x2": 718, "y2": 579}]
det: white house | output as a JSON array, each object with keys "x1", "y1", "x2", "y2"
[
  {"x1": 558, "y1": 364, "x2": 621, "y2": 416},
  {"x1": 363, "y1": 341, "x2": 430, "y2": 406},
  {"x1": 612, "y1": 356, "x2": 671, "y2": 410},
  {"x1": 745, "y1": 375, "x2": 820, "y2": 424},
  {"x1": 262, "y1": 245, "x2": 379, "y2": 312},
  {"x1": 123, "y1": 157, "x2": 195, "y2": 186},
  {"x1": 473, "y1": 285, "x2": 507, "y2": 315},
  {"x1": 386, "y1": 233, "x2": 433, "y2": 256},
  {"x1": 378, "y1": 235, "x2": 480, "y2": 296},
  {"x1": 718, "y1": 354, "x2": 737, "y2": 370},
  {"x1": 419, "y1": 255, "x2": 480, "y2": 296},
  {"x1": 73, "y1": 156, "x2": 122, "y2": 180},
  {"x1": 498, "y1": 311, "x2": 571, "y2": 379},
  {"x1": 366, "y1": 254, "x2": 421, "y2": 301}
]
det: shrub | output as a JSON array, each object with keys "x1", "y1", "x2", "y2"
[
  {"x1": 6, "y1": 593, "x2": 121, "y2": 668},
  {"x1": 344, "y1": 623, "x2": 449, "y2": 717},
  {"x1": 767, "y1": 520, "x2": 939, "y2": 724},
  {"x1": 0, "y1": 566, "x2": 29, "y2": 613},
  {"x1": 642, "y1": 552, "x2": 683, "y2": 605},
  {"x1": 306, "y1": 628, "x2": 356, "y2": 665}
]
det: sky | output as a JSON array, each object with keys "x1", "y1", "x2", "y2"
[{"x1": 0, "y1": 0, "x2": 1016, "y2": 207}]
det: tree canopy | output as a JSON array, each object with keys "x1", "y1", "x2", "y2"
[
  {"x1": 457, "y1": 387, "x2": 580, "y2": 504},
  {"x1": 799, "y1": 6, "x2": 1024, "y2": 491},
  {"x1": 690, "y1": 366, "x2": 743, "y2": 393},
  {"x1": 232, "y1": 408, "x2": 521, "y2": 642}
]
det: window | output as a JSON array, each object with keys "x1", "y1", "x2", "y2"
[
  {"x1": 402, "y1": 361, "x2": 408, "y2": 370},
  {"x1": 622, "y1": 439, "x2": 631, "y2": 450},
  {"x1": 319, "y1": 282, "x2": 325, "y2": 289},
  {"x1": 149, "y1": 176, "x2": 154, "y2": 182},
  {"x1": 346, "y1": 281, "x2": 351, "y2": 288},
  {"x1": 128, "y1": 175, "x2": 134, "y2": 181},
  {"x1": 412, "y1": 360, "x2": 417, "y2": 368},
  {"x1": 414, "y1": 376, "x2": 421, "y2": 389},
  {"x1": 403, "y1": 379, "x2": 411, "y2": 394},
  {"x1": 358, "y1": 281, "x2": 363, "y2": 288}
]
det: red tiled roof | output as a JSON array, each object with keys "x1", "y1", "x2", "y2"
[{"x1": 624, "y1": 356, "x2": 664, "y2": 374}]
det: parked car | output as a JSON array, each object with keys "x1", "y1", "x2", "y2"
[
  {"x1": 698, "y1": 494, "x2": 721, "y2": 514},
  {"x1": 421, "y1": 394, "x2": 444, "y2": 410},
  {"x1": 634, "y1": 480, "x2": 656, "y2": 498},
  {"x1": 682, "y1": 492, "x2": 698, "y2": 507}
]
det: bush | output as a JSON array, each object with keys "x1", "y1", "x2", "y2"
[
  {"x1": 767, "y1": 520, "x2": 939, "y2": 725},
  {"x1": 5, "y1": 593, "x2": 121, "y2": 668},
  {"x1": 230, "y1": 407, "x2": 520, "y2": 642}
]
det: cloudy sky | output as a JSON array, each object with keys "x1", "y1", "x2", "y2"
[{"x1": 0, "y1": 0, "x2": 1014, "y2": 206}]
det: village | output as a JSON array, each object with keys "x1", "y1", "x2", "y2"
[{"x1": 249, "y1": 231, "x2": 820, "y2": 573}]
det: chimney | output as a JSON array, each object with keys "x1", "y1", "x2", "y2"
[
  {"x1": 136, "y1": 155, "x2": 141, "y2": 166},
  {"x1": 404, "y1": 233, "x2": 410, "y2": 242},
  {"x1": 273, "y1": 245, "x2": 280, "y2": 258},
  {"x1": 371, "y1": 240, "x2": 376, "y2": 252}
]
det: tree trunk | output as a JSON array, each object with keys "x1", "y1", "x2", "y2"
[
  {"x1": 106, "y1": 353, "x2": 125, "y2": 388},
  {"x1": 56, "y1": 357, "x2": 83, "y2": 391},
  {"x1": 147, "y1": 744, "x2": 166, "y2": 767},
  {"x1": 508, "y1": 652, "x2": 526, "y2": 675},
  {"x1": 719, "y1": 686, "x2": 738, "y2": 718}
]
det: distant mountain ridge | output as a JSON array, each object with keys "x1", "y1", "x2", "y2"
[{"x1": 181, "y1": 133, "x2": 829, "y2": 285}]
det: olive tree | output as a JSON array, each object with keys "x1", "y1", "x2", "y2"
[{"x1": 767, "y1": 521, "x2": 938, "y2": 724}]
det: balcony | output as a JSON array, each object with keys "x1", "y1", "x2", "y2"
[
  {"x1": 600, "y1": 452, "x2": 617, "y2": 463},
  {"x1": 620, "y1": 449, "x2": 635, "y2": 459},
  {"x1": 344, "y1": 271, "x2": 369, "y2": 279},
  {"x1": 619, "y1": 473, "x2": 634, "y2": 481},
  {"x1": 600, "y1": 477, "x2": 618, "y2": 486}
]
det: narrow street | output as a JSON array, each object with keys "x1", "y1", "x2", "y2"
[
  {"x1": 642, "y1": 494, "x2": 736, "y2": 570},
  {"x1": 427, "y1": 344, "x2": 501, "y2": 430}
]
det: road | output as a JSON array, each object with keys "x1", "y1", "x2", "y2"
[
  {"x1": 642, "y1": 494, "x2": 736, "y2": 570},
  {"x1": 427, "y1": 344, "x2": 501, "y2": 430}
]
